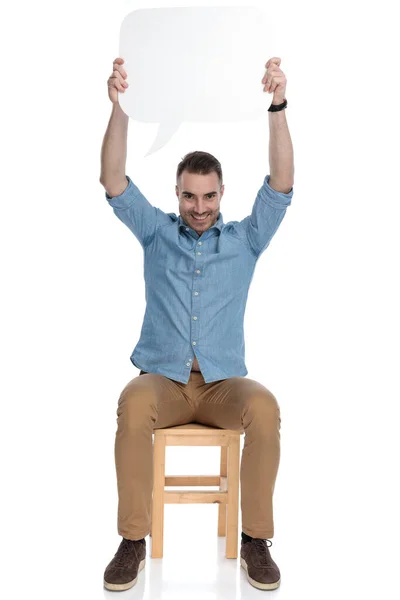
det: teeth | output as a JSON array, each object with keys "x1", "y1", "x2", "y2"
[{"x1": 193, "y1": 215, "x2": 208, "y2": 220}]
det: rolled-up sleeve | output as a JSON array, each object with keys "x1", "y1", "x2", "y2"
[
  {"x1": 105, "y1": 175, "x2": 161, "y2": 248},
  {"x1": 236, "y1": 174, "x2": 293, "y2": 258}
]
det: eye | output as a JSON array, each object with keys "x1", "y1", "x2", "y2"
[{"x1": 183, "y1": 193, "x2": 215, "y2": 198}]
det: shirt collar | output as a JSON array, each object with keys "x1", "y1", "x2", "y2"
[{"x1": 178, "y1": 211, "x2": 224, "y2": 232}]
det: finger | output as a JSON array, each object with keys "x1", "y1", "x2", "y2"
[
  {"x1": 113, "y1": 57, "x2": 128, "y2": 78},
  {"x1": 112, "y1": 69, "x2": 127, "y2": 84},
  {"x1": 265, "y1": 57, "x2": 281, "y2": 69},
  {"x1": 263, "y1": 74, "x2": 274, "y2": 90},
  {"x1": 262, "y1": 65, "x2": 281, "y2": 83},
  {"x1": 109, "y1": 70, "x2": 128, "y2": 89},
  {"x1": 108, "y1": 75, "x2": 128, "y2": 92},
  {"x1": 112, "y1": 61, "x2": 128, "y2": 79},
  {"x1": 264, "y1": 75, "x2": 285, "y2": 92}
]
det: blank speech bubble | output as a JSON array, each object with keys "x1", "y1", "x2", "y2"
[{"x1": 118, "y1": 6, "x2": 273, "y2": 156}]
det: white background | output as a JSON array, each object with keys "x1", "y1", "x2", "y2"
[{"x1": 1, "y1": 0, "x2": 399, "y2": 598}]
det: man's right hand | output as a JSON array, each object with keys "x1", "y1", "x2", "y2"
[{"x1": 107, "y1": 57, "x2": 129, "y2": 105}]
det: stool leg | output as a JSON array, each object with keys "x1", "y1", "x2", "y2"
[
  {"x1": 218, "y1": 445, "x2": 228, "y2": 536},
  {"x1": 226, "y1": 436, "x2": 240, "y2": 559},
  {"x1": 151, "y1": 435, "x2": 166, "y2": 558}
]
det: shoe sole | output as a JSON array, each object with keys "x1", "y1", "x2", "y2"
[
  {"x1": 240, "y1": 557, "x2": 281, "y2": 590},
  {"x1": 104, "y1": 558, "x2": 146, "y2": 591}
]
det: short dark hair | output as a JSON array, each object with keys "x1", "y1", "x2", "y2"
[{"x1": 176, "y1": 151, "x2": 223, "y2": 188}]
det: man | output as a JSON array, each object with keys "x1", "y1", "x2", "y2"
[{"x1": 100, "y1": 56, "x2": 294, "y2": 592}]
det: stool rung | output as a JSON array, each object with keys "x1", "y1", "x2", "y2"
[
  {"x1": 163, "y1": 434, "x2": 232, "y2": 446},
  {"x1": 164, "y1": 490, "x2": 227, "y2": 504},
  {"x1": 165, "y1": 475, "x2": 224, "y2": 487}
]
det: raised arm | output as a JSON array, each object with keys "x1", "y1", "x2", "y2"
[
  {"x1": 263, "y1": 57, "x2": 294, "y2": 193},
  {"x1": 100, "y1": 57, "x2": 130, "y2": 197}
]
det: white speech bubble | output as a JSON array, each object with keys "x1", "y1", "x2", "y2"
[{"x1": 118, "y1": 6, "x2": 274, "y2": 156}]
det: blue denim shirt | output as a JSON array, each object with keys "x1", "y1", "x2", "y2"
[{"x1": 105, "y1": 174, "x2": 293, "y2": 383}]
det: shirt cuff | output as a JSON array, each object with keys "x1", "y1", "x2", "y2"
[
  {"x1": 261, "y1": 174, "x2": 293, "y2": 209},
  {"x1": 105, "y1": 176, "x2": 139, "y2": 210}
]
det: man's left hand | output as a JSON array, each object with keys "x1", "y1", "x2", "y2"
[{"x1": 262, "y1": 57, "x2": 287, "y2": 105}]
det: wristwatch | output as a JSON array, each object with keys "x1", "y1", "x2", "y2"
[{"x1": 268, "y1": 98, "x2": 288, "y2": 112}]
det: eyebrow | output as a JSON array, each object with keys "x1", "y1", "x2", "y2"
[{"x1": 182, "y1": 191, "x2": 217, "y2": 195}]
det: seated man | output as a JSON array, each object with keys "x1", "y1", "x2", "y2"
[{"x1": 101, "y1": 56, "x2": 294, "y2": 592}]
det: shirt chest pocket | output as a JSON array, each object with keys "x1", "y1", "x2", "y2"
[{"x1": 204, "y1": 237, "x2": 253, "y2": 286}]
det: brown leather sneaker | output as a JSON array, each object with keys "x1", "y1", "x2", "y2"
[
  {"x1": 240, "y1": 538, "x2": 281, "y2": 590},
  {"x1": 103, "y1": 537, "x2": 146, "y2": 591}
]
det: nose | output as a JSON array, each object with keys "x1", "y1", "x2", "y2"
[{"x1": 194, "y1": 202, "x2": 206, "y2": 215}]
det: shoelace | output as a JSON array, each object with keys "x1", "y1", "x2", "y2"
[
  {"x1": 253, "y1": 538, "x2": 273, "y2": 566},
  {"x1": 113, "y1": 539, "x2": 138, "y2": 567}
]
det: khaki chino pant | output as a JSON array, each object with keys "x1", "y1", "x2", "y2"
[{"x1": 114, "y1": 369, "x2": 281, "y2": 540}]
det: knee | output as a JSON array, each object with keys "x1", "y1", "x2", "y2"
[
  {"x1": 245, "y1": 386, "x2": 281, "y2": 421},
  {"x1": 118, "y1": 376, "x2": 141, "y2": 405}
]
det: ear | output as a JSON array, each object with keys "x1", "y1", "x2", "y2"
[
  {"x1": 175, "y1": 185, "x2": 179, "y2": 198},
  {"x1": 220, "y1": 184, "x2": 225, "y2": 199}
]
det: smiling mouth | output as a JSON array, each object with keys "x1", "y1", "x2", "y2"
[{"x1": 192, "y1": 215, "x2": 209, "y2": 221}]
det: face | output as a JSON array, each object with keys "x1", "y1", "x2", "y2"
[{"x1": 176, "y1": 170, "x2": 224, "y2": 235}]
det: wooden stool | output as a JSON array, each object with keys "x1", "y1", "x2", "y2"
[{"x1": 150, "y1": 423, "x2": 243, "y2": 559}]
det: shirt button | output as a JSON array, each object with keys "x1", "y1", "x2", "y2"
[
  {"x1": 197, "y1": 252, "x2": 201, "y2": 255},
  {"x1": 198, "y1": 242, "x2": 202, "y2": 246},
  {"x1": 186, "y1": 227, "x2": 189, "y2": 231},
  {"x1": 193, "y1": 316, "x2": 197, "y2": 320},
  {"x1": 196, "y1": 269, "x2": 200, "y2": 274},
  {"x1": 186, "y1": 362, "x2": 191, "y2": 366},
  {"x1": 192, "y1": 341, "x2": 196, "y2": 345},
  {"x1": 194, "y1": 291, "x2": 199, "y2": 295}
]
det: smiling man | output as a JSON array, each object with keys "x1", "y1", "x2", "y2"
[{"x1": 100, "y1": 56, "x2": 294, "y2": 592}]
